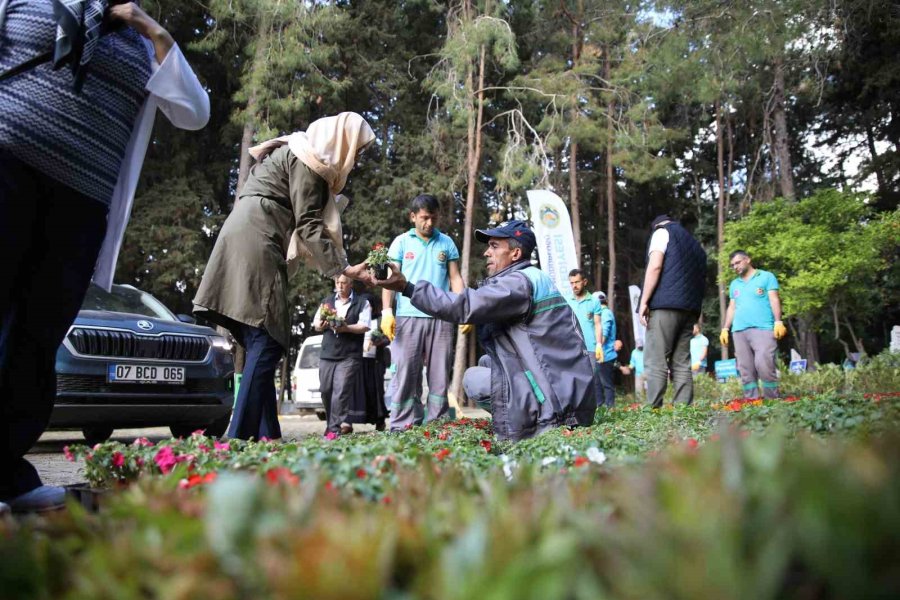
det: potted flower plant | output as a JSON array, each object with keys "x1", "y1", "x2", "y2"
[
  {"x1": 319, "y1": 303, "x2": 344, "y2": 329},
  {"x1": 366, "y1": 243, "x2": 391, "y2": 280}
]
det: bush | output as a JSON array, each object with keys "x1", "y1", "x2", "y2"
[{"x1": 4, "y1": 431, "x2": 900, "y2": 599}]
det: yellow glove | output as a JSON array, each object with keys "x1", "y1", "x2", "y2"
[
  {"x1": 459, "y1": 323, "x2": 473, "y2": 336},
  {"x1": 773, "y1": 321, "x2": 787, "y2": 340},
  {"x1": 595, "y1": 343, "x2": 604, "y2": 362},
  {"x1": 381, "y1": 313, "x2": 396, "y2": 341},
  {"x1": 719, "y1": 328, "x2": 729, "y2": 346},
  {"x1": 692, "y1": 362, "x2": 700, "y2": 372}
]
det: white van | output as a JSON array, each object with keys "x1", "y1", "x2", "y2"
[{"x1": 291, "y1": 335, "x2": 326, "y2": 420}]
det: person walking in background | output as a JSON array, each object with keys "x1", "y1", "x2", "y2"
[
  {"x1": 0, "y1": 0, "x2": 209, "y2": 513},
  {"x1": 690, "y1": 323, "x2": 709, "y2": 377},
  {"x1": 638, "y1": 215, "x2": 707, "y2": 408},
  {"x1": 313, "y1": 275, "x2": 371, "y2": 436},
  {"x1": 193, "y1": 112, "x2": 375, "y2": 441},
  {"x1": 596, "y1": 291, "x2": 618, "y2": 408},
  {"x1": 566, "y1": 269, "x2": 604, "y2": 405},
  {"x1": 620, "y1": 345, "x2": 646, "y2": 400},
  {"x1": 720, "y1": 250, "x2": 786, "y2": 399},
  {"x1": 380, "y1": 194, "x2": 466, "y2": 430}
]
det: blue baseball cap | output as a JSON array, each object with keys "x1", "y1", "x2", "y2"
[{"x1": 475, "y1": 219, "x2": 536, "y2": 254}]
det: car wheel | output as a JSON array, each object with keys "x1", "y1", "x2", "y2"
[
  {"x1": 170, "y1": 411, "x2": 232, "y2": 439},
  {"x1": 82, "y1": 427, "x2": 114, "y2": 446},
  {"x1": 204, "y1": 412, "x2": 232, "y2": 438},
  {"x1": 316, "y1": 410, "x2": 326, "y2": 421}
]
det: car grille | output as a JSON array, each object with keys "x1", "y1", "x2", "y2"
[
  {"x1": 56, "y1": 374, "x2": 230, "y2": 401},
  {"x1": 67, "y1": 327, "x2": 209, "y2": 361}
]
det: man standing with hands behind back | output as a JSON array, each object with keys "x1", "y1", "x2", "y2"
[
  {"x1": 720, "y1": 250, "x2": 786, "y2": 399},
  {"x1": 380, "y1": 194, "x2": 466, "y2": 430}
]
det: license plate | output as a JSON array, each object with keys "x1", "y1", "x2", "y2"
[{"x1": 108, "y1": 364, "x2": 185, "y2": 384}]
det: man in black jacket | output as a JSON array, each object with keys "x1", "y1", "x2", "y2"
[
  {"x1": 638, "y1": 215, "x2": 706, "y2": 408},
  {"x1": 313, "y1": 275, "x2": 371, "y2": 436}
]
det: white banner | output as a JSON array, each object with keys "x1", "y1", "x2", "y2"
[
  {"x1": 527, "y1": 190, "x2": 579, "y2": 296},
  {"x1": 628, "y1": 284, "x2": 646, "y2": 348}
]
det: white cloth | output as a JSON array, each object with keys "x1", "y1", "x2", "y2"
[
  {"x1": 248, "y1": 112, "x2": 375, "y2": 196},
  {"x1": 92, "y1": 41, "x2": 210, "y2": 290},
  {"x1": 648, "y1": 228, "x2": 669, "y2": 255},
  {"x1": 363, "y1": 318, "x2": 380, "y2": 358}
]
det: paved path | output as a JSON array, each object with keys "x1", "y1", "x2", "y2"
[{"x1": 30, "y1": 408, "x2": 489, "y2": 487}]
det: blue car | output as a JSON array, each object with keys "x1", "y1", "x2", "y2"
[{"x1": 50, "y1": 283, "x2": 235, "y2": 444}]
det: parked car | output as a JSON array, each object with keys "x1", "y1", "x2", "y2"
[
  {"x1": 50, "y1": 283, "x2": 235, "y2": 444},
  {"x1": 291, "y1": 335, "x2": 326, "y2": 420}
]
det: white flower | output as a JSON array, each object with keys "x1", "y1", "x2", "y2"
[
  {"x1": 541, "y1": 456, "x2": 559, "y2": 467},
  {"x1": 586, "y1": 447, "x2": 607, "y2": 465},
  {"x1": 500, "y1": 454, "x2": 516, "y2": 480}
]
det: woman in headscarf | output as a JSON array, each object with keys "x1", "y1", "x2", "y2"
[{"x1": 193, "y1": 112, "x2": 376, "y2": 441}]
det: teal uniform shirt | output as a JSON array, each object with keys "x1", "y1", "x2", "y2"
[
  {"x1": 729, "y1": 269, "x2": 780, "y2": 332},
  {"x1": 566, "y1": 294, "x2": 602, "y2": 350},
  {"x1": 629, "y1": 349, "x2": 644, "y2": 376},
  {"x1": 389, "y1": 229, "x2": 460, "y2": 318},
  {"x1": 690, "y1": 334, "x2": 709, "y2": 368},
  {"x1": 599, "y1": 305, "x2": 617, "y2": 362}
]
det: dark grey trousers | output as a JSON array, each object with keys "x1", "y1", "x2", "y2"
[
  {"x1": 320, "y1": 356, "x2": 360, "y2": 434},
  {"x1": 733, "y1": 328, "x2": 779, "y2": 399},
  {"x1": 388, "y1": 317, "x2": 454, "y2": 430},
  {"x1": 644, "y1": 308, "x2": 697, "y2": 408}
]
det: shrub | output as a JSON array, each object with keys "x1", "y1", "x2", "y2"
[{"x1": 4, "y1": 431, "x2": 900, "y2": 599}]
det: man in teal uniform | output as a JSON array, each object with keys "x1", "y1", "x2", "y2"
[
  {"x1": 690, "y1": 323, "x2": 709, "y2": 377},
  {"x1": 566, "y1": 269, "x2": 603, "y2": 405},
  {"x1": 381, "y1": 194, "x2": 465, "y2": 429},
  {"x1": 720, "y1": 250, "x2": 787, "y2": 399},
  {"x1": 620, "y1": 344, "x2": 645, "y2": 400}
]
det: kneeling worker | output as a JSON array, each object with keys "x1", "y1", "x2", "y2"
[{"x1": 377, "y1": 220, "x2": 597, "y2": 441}]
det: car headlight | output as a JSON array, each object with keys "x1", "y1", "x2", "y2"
[{"x1": 210, "y1": 336, "x2": 233, "y2": 352}]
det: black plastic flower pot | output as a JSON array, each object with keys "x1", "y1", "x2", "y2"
[{"x1": 368, "y1": 264, "x2": 389, "y2": 280}]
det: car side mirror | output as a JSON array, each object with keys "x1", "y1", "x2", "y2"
[{"x1": 177, "y1": 314, "x2": 197, "y2": 324}]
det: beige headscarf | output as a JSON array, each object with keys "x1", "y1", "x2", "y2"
[
  {"x1": 248, "y1": 112, "x2": 375, "y2": 277},
  {"x1": 248, "y1": 112, "x2": 376, "y2": 195}
]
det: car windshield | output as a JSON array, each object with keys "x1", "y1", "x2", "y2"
[
  {"x1": 81, "y1": 284, "x2": 178, "y2": 321},
  {"x1": 298, "y1": 343, "x2": 321, "y2": 369}
]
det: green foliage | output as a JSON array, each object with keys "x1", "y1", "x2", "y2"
[
  {"x1": 721, "y1": 188, "x2": 899, "y2": 339},
  {"x1": 108, "y1": 0, "x2": 899, "y2": 362},
  {"x1": 116, "y1": 178, "x2": 224, "y2": 314},
  {"x1": 6, "y1": 418, "x2": 900, "y2": 598}
]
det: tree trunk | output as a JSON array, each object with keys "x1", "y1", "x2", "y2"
[
  {"x1": 594, "y1": 167, "x2": 604, "y2": 288},
  {"x1": 569, "y1": 141, "x2": 581, "y2": 260},
  {"x1": 568, "y1": 9, "x2": 583, "y2": 260},
  {"x1": 604, "y1": 47, "x2": 616, "y2": 311},
  {"x1": 772, "y1": 55, "x2": 796, "y2": 201},
  {"x1": 796, "y1": 316, "x2": 820, "y2": 367},
  {"x1": 235, "y1": 120, "x2": 255, "y2": 203},
  {"x1": 715, "y1": 101, "x2": 729, "y2": 360},
  {"x1": 865, "y1": 122, "x2": 887, "y2": 196},
  {"x1": 235, "y1": 14, "x2": 270, "y2": 204},
  {"x1": 449, "y1": 43, "x2": 486, "y2": 410}
]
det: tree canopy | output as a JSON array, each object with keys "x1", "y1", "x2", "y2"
[{"x1": 117, "y1": 0, "x2": 900, "y2": 365}]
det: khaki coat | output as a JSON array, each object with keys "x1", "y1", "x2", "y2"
[{"x1": 193, "y1": 145, "x2": 345, "y2": 350}]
